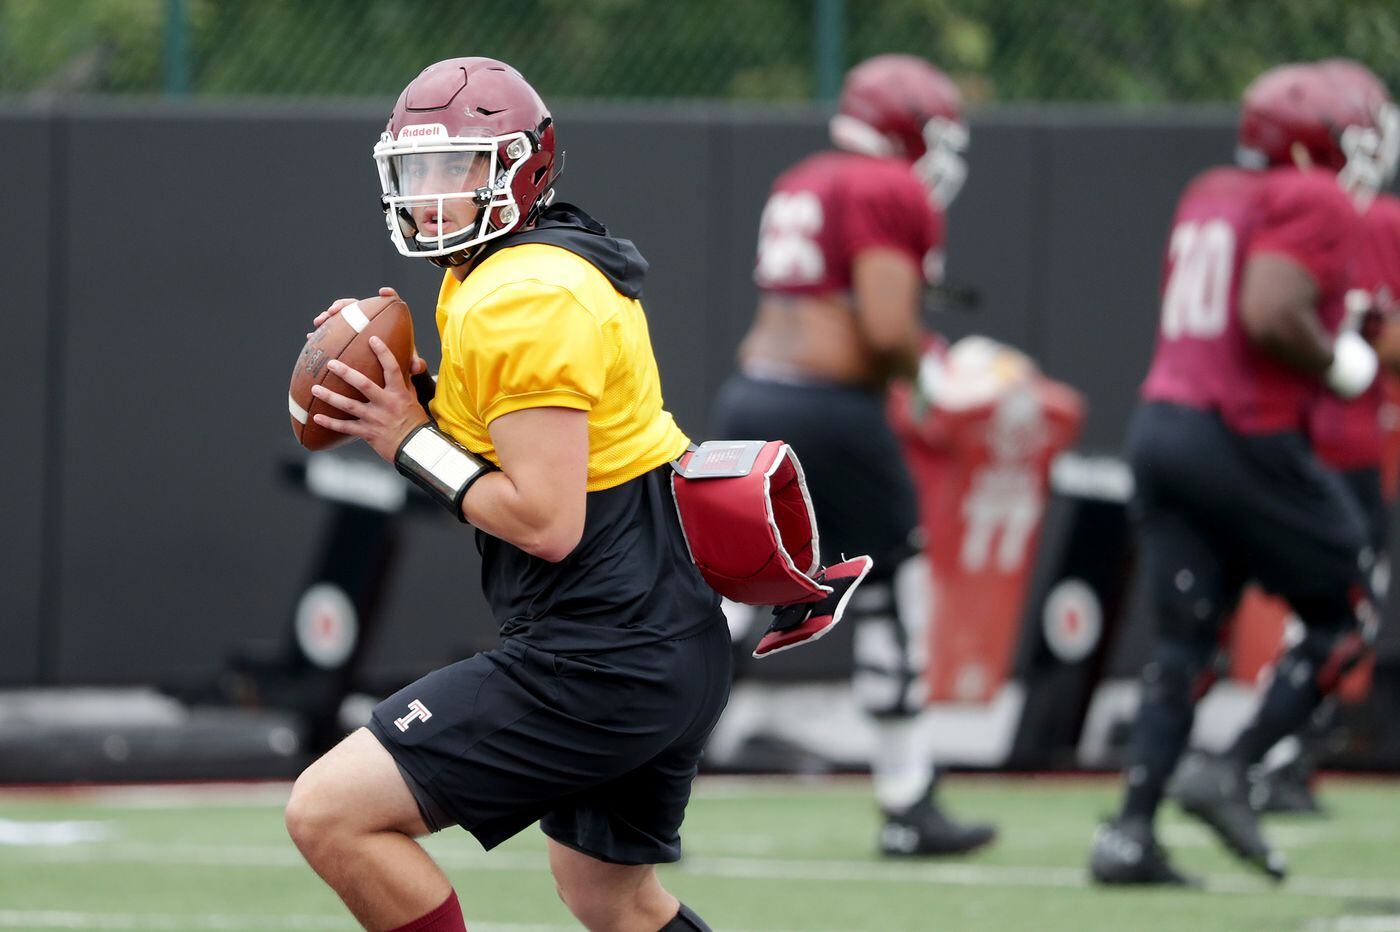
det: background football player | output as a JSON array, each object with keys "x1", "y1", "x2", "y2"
[
  {"x1": 1089, "y1": 60, "x2": 1385, "y2": 886},
  {"x1": 710, "y1": 53, "x2": 997, "y2": 857},
  {"x1": 1246, "y1": 58, "x2": 1400, "y2": 815}
]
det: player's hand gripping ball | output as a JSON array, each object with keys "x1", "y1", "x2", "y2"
[{"x1": 289, "y1": 295, "x2": 415, "y2": 450}]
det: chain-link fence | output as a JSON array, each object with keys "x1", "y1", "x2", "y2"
[{"x1": 2, "y1": 0, "x2": 1397, "y2": 104}]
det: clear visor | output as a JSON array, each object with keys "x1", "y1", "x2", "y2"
[
  {"x1": 386, "y1": 150, "x2": 495, "y2": 248},
  {"x1": 389, "y1": 150, "x2": 493, "y2": 199}
]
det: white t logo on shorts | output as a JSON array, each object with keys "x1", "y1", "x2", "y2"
[{"x1": 394, "y1": 699, "x2": 433, "y2": 732}]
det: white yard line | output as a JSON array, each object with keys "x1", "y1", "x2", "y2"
[
  {"x1": 0, "y1": 912, "x2": 350, "y2": 930},
  {"x1": 6, "y1": 840, "x2": 1398, "y2": 901},
  {"x1": 0, "y1": 782, "x2": 297, "y2": 808},
  {"x1": 0, "y1": 912, "x2": 579, "y2": 931},
  {"x1": 682, "y1": 855, "x2": 1400, "y2": 900},
  {"x1": 0, "y1": 909, "x2": 823, "y2": 932}
]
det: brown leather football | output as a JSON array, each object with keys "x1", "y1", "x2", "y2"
[{"x1": 289, "y1": 296, "x2": 414, "y2": 451}]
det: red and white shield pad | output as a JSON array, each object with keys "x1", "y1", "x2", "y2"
[
  {"x1": 671, "y1": 440, "x2": 829, "y2": 607},
  {"x1": 753, "y1": 555, "x2": 875, "y2": 658}
]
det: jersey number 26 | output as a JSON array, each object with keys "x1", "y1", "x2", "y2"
[{"x1": 755, "y1": 191, "x2": 826, "y2": 287}]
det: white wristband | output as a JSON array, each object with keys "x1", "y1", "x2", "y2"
[
  {"x1": 1326, "y1": 330, "x2": 1379, "y2": 400},
  {"x1": 916, "y1": 352, "x2": 945, "y2": 405},
  {"x1": 394, "y1": 423, "x2": 495, "y2": 521}
]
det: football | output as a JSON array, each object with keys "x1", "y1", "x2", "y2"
[{"x1": 289, "y1": 295, "x2": 415, "y2": 451}]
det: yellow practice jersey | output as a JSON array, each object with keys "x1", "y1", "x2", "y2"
[{"x1": 429, "y1": 242, "x2": 690, "y2": 491}]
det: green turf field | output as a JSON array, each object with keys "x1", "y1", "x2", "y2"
[{"x1": 1, "y1": 775, "x2": 1397, "y2": 931}]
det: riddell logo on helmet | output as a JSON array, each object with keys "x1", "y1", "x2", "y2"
[{"x1": 398, "y1": 123, "x2": 448, "y2": 141}]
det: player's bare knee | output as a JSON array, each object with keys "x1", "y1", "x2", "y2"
[
  {"x1": 553, "y1": 876, "x2": 595, "y2": 918},
  {"x1": 554, "y1": 876, "x2": 640, "y2": 930},
  {"x1": 557, "y1": 891, "x2": 616, "y2": 930},
  {"x1": 283, "y1": 775, "x2": 321, "y2": 853},
  {"x1": 284, "y1": 768, "x2": 346, "y2": 859}
]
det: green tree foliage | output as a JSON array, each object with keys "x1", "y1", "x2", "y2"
[
  {"x1": 0, "y1": 0, "x2": 165, "y2": 93},
  {"x1": 1, "y1": 0, "x2": 1397, "y2": 103}
]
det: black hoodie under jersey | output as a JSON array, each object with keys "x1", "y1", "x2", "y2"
[{"x1": 475, "y1": 202, "x2": 648, "y2": 299}]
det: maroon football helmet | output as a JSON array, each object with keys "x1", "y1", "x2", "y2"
[
  {"x1": 375, "y1": 58, "x2": 559, "y2": 267},
  {"x1": 1237, "y1": 61, "x2": 1394, "y2": 204},
  {"x1": 1238, "y1": 63, "x2": 1344, "y2": 170},
  {"x1": 829, "y1": 54, "x2": 968, "y2": 207}
]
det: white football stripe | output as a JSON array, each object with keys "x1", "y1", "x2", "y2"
[
  {"x1": 288, "y1": 393, "x2": 309, "y2": 424},
  {"x1": 341, "y1": 302, "x2": 370, "y2": 333},
  {"x1": 0, "y1": 911, "x2": 582, "y2": 931},
  {"x1": 14, "y1": 840, "x2": 1399, "y2": 900}
]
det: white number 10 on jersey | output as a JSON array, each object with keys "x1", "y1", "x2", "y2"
[{"x1": 1160, "y1": 218, "x2": 1236, "y2": 340}]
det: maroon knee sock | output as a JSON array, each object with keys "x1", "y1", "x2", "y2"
[{"x1": 387, "y1": 889, "x2": 466, "y2": 932}]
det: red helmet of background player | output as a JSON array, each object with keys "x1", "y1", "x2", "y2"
[
  {"x1": 1237, "y1": 61, "x2": 1393, "y2": 204},
  {"x1": 375, "y1": 58, "x2": 559, "y2": 267},
  {"x1": 1237, "y1": 63, "x2": 1344, "y2": 170},
  {"x1": 1317, "y1": 58, "x2": 1399, "y2": 205},
  {"x1": 829, "y1": 54, "x2": 969, "y2": 208}
]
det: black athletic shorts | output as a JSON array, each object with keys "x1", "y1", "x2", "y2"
[
  {"x1": 1128, "y1": 401, "x2": 1372, "y2": 632},
  {"x1": 710, "y1": 372, "x2": 919, "y2": 575},
  {"x1": 366, "y1": 616, "x2": 730, "y2": 865}
]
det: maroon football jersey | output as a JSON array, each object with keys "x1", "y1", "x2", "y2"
[
  {"x1": 1310, "y1": 193, "x2": 1400, "y2": 470},
  {"x1": 754, "y1": 151, "x2": 945, "y2": 294},
  {"x1": 1141, "y1": 166, "x2": 1360, "y2": 435}
]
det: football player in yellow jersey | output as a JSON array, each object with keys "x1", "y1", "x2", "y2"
[{"x1": 283, "y1": 58, "x2": 724, "y2": 932}]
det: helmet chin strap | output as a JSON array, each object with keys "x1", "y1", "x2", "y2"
[
  {"x1": 422, "y1": 219, "x2": 486, "y2": 268},
  {"x1": 1289, "y1": 141, "x2": 1315, "y2": 171},
  {"x1": 829, "y1": 115, "x2": 896, "y2": 157},
  {"x1": 428, "y1": 247, "x2": 477, "y2": 269}
]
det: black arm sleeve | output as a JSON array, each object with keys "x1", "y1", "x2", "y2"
[{"x1": 411, "y1": 370, "x2": 437, "y2": 413}]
